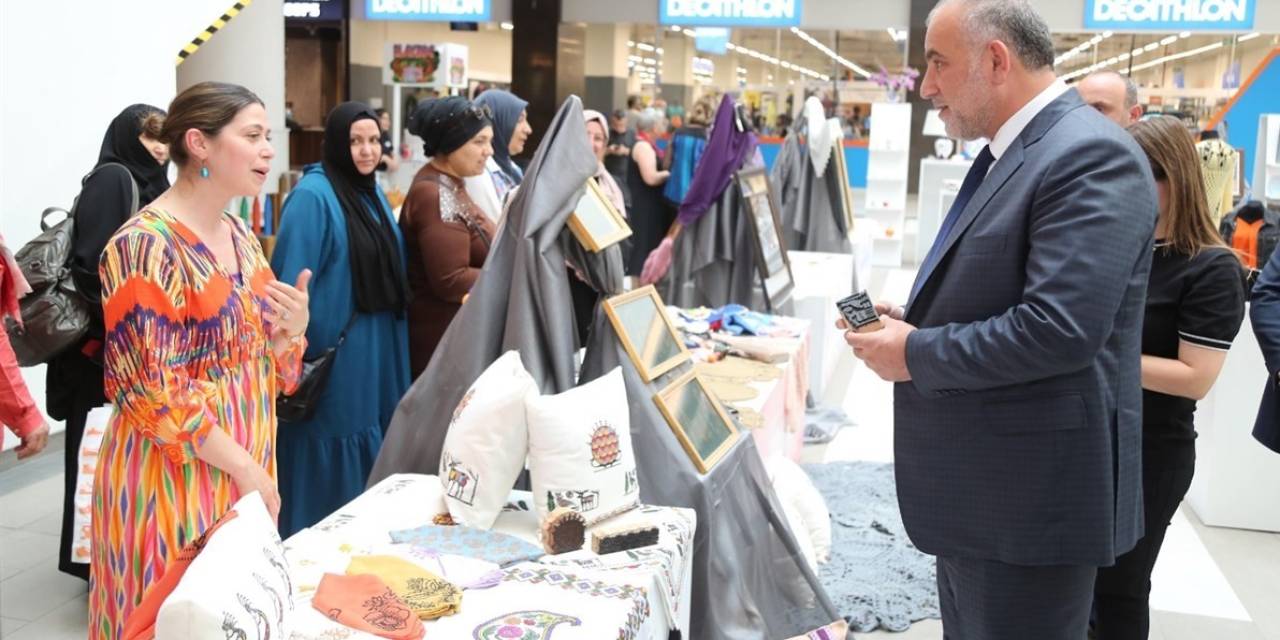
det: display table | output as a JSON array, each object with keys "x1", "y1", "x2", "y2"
[
  {"x1": 285, "y1": 474, "x2": 696, "y2": 639},
  {"x1": 673, "y1": 309, "x2": 811, "y2": 463},
  {"x1": 1186, "y1": 311, "x2": 1280, "y2": 532}
]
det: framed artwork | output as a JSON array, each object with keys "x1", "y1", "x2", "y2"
[
  {"x1": 567, "y1": 178, "x2": 632, "y2": 252},
  {"x1": 653, "y1": 369, "x2": 740, "y2": 474},
  {"x1": 737, "y1": 167, "x2": 795, "y2": 311},
  {"x1": 602, "y1": 285, "x2": 691, "y2": 382},
  {"x1": 830, "y1": 142, "x2": 855, "y2": 234}
]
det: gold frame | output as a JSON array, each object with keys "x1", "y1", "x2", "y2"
[
  {"x1": 831, "y1": 143, "x2": 855, "y2": 233},
  {"x1": 567, "y1": 178, "x2": 633, "y2": 252},
  {"x1": 653, "y1": 369, "x2": 740, "y2": 474},
  {"x1": 601, "y1": 285, "x2": 691, "y2": 382}
]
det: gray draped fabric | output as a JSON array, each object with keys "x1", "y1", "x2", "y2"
[
  {"x1": 773, "y1": 131, "x2": 852, "y2": 255},
  {"x1": 580, "y1": 315, "x2": 840, "y2": 639},
  {"x1": 369, "y1": 97, "x2": 601, "y2": 483},
  {"x1": 659, "y1": 156, "x2": 794, "y2": 314}
]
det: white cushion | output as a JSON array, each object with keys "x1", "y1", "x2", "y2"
[
  {"x1": 439, "y1": 351, "x2": 538, "y2": 529},
  {"x1": 155, "y1": 491, "x2": 294, "y2": 640},
  {"x1": 525, "y1": 367, "x2": 640, "y2": 525},
  {"x1": 769, "y1": 456, "x2": 832, "y2": 566}
]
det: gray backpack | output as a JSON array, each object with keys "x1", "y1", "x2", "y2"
[{"x1": 4, "y1": 163, "x2": 138, "y2": 366}]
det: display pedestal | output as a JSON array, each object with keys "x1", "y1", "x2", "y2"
[
  {"x1": 916, "y1": 157, "x2": 972, "y2": 263},
  {"x1": 1186, "y1": 311, "x2": 1280, "y2": 532},
  {"x1": 790, "y1": 251, "x2": 857, "y2": 402}
]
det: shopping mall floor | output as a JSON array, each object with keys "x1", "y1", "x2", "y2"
[{"x1": 3, "y1": 217, "x2": 1280, "y2": 640}]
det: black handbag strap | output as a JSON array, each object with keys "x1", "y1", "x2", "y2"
[{"x1": 333, "y1": 311, "x2": 358, "y2": 348}]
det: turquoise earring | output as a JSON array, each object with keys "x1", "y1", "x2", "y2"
[{"x1": 199, "y1": 164, "x2": 210, "y2": 179}]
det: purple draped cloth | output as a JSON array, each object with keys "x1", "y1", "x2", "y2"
[{"x1": 675, "y1": 95, "x2": 758, "y2": 226}]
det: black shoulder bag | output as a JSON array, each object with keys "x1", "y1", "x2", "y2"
[{"x1": 276, "y1": 313, "x2": 357, "y2": 423}]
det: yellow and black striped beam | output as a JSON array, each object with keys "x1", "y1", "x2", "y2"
[{"x1": 176, "y1": 0, "x2": 253, "y2": 65}]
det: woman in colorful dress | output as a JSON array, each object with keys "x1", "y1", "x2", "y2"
[{"x1": 89, "y1": 81, "x2": 309, "y2": 639}]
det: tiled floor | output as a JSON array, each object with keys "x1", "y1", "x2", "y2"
[{"x1": 2, "y1": 264, "x2": 1279, "y2": 639}]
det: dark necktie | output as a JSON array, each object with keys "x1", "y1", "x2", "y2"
[{"x1": 911, "y1": 145, "x2": 996, "y2": 300}]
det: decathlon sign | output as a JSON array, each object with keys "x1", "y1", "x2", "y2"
[
  {"x1": 1085, "y1": 0, "x2": 1255, "y2": 31},
  {"x1": 365, "y1": 0, "x2": 491, "y2": 22},
  {"x1": 660, "y1": 0, "x2": 801, "y2": 27}
]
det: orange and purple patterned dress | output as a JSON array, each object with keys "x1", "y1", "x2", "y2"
[{"x1": 88, "y1": 208, "x2": 304, "y2": 639}]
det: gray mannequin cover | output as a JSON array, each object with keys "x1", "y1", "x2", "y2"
[
  {"x1": 580, "y1": 312, "x2": 839, "y2": 638},
  {"x1": 772, "y1": 120, "x2": 853, "y2": 255},
  {"x1": 369, "y1": 96, "x2": 622, "y2": 483}
]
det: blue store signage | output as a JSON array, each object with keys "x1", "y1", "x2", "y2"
[
  {"x1": 284, "y1": 0, "x2": 346, "y2": 20},
  {"x1": 660, "y1": 0, "x2": 801, "y2": 27},
  {"x1": 1084, "y1": 0, "x2": 1255, "y2": 31},
  {"x1": 366, "y1": 0, "x2": 491, "y2": 22}
]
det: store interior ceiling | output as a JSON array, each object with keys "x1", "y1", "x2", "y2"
[{"x1": 624, "y1": 24, "x2": 1274, "y2": 86}]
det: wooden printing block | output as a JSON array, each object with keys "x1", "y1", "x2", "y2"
[
  {"x1": 591, "y1": 524, "x2": 661, "y2": 555},
  {"x1": 836, "y1": 291, "x2": 884, "y2": 333}
]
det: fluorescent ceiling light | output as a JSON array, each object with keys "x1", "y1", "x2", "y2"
[
  {"x1": 1239, "y1": 32, "x2": 1261, "y2": 42},
  {"x1": 500, "y1": 22, "x2": 513, "y2": 30},
  {"x1": 1160, "y1": 35, "x2": 1177, "y2": 45},
  {"x1": 1144, "y1": 42, "x2": 1160, "y2": 52}
]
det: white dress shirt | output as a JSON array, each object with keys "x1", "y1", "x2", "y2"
[{"x1": 988, "y1": 78, "x2": 1069, "y2": 163}]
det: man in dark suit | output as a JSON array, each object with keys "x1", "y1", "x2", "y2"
[
  {"x1": 844, "y1": 0, "x2": 1156, "y2": 637},
  {"x1": 1251, "y1": 246, "x2": 1280, "y2": 454}
]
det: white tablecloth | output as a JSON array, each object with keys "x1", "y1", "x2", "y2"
[{"x1": 285, "y1": 474, "x2": 695, "y2": 639}]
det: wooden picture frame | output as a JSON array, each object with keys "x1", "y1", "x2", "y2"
[
  {"x1": 567, "y1": 178, "x2": 633, "y2": 252},
  {"x1": 737, "y1": 167, "x2": 789, "y2": 279},
  {"x1": 737, "y1": 167, "x2": 796, "y2": 312},
  {"x1": 602, "y1": 285, "x2": 691, "y2": 382},
  {"x1": 653, "y1": 369, "x2": 740, "y2": 474},
  {"x1": 831, "y1": 142, "x2": 855, "y2": 234}
]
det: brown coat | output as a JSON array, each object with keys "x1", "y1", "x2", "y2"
[{"x1": 400, "y1": 164, "x2": 496, "y2": 377}]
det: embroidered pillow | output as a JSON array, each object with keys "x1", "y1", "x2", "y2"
[
  {"x1": 155, "y1": 491, "x2": 294, "y2": 640},
  {"x1": 525, "y1": 367, "x2": 640, "y2": 526},
  {"x1": 439, "y1": 351, "x2": 538, "y2": 529}
]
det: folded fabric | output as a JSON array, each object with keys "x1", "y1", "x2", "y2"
[
  {"x1": 346, "y1": 555, "x2": 462, "y2": 621},
  {"x1": 388, "y1": 524, "x2": 544, "y2": 567},
  {"x1": 313, "y1": 573, "x2": 425, "y2": 640}
]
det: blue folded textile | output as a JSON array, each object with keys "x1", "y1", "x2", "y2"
[{"x1": 388, "y1": 525, "x2": 544, "y2": 567}]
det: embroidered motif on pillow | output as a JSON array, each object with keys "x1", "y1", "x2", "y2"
[
  {"x1": 526, "y1": 367, "x2": 640, "y2": 525},
  {"x1": 438, "y1": 351, "x2": 538, "y2": 528}
]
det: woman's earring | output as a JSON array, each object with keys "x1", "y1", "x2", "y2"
[{"x1": 199, "y1": 163, "x2": 210, "y2": 179}]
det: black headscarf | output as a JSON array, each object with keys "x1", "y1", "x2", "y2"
[
  {"x1": 407, "y1": 96, "x2": 491, "y2": 158},
  {"x1": 97, "y1": 104, "x2": 170, "y2": 205},
  {"x1": 320, "y1": 101, "x2": 408, "y2": 314}
]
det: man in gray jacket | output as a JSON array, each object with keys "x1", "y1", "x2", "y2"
[{"x1": 845, "y1": 1, "x2": 1155, "y2": 637}]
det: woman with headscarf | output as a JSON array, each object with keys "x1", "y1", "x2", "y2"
[
  {"x1": 45, "y1": 103, "x2": 170, "y2": 581},
  {"x1": 465, "y1": 89, "x2": 533, "y2": 223},
  {"x1": 270, "y1": 102, "x2": 411, "y2": 537},
  {"x1": 402, "y1": 97, "x2": 497, "y2": 376},
  {"x1": 662, "y1": 95, "x2": 716, "y2": 207},
  {"x1": 626, "y1": 110, "x2": 673, "y2": 276},
  {"x1": 569, "y1": 110, "x2": 630, "y2": 343}
]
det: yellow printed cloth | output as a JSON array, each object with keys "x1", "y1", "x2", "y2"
[{"x1": 346, "y1": 554, "x2": 462, "y2": 620}]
